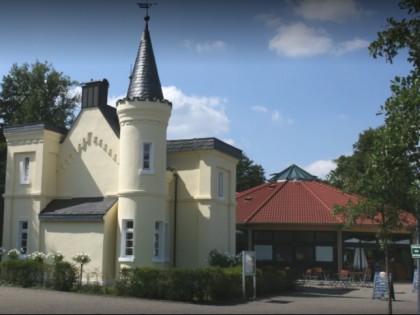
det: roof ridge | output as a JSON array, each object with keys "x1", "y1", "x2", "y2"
[
  {"x1": 244, "y1": 181, "x2": 287, "y2": 223},
  {"x1": 236, "y1": 182, "x2": 272, "y2": 197},
  {"x1": 316, "y1": 180, "x2": 358, "y2": 199},
  {"x1": 300, "y1": 181, "x2": 341, "y2": 223},
  {"x1": 236, "y1": 182, "x2": 268, "y2": 197}
]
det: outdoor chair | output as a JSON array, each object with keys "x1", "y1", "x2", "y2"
[
  {"x1": 304, "y1": 268, "x2": 319, "y2": 285},
  {"x1": 360, "y1": 269, "x2": 372, "y2": 287},
  {"x1": 313, "y1": 267, "x2": 327, "y2": 285},
  {"x1": 338, "y1": 269, "x2": 352, "y2": 288}
]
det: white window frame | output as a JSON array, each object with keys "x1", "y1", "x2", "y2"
[
  {"x1": 140, "y1": 142, "x2": 154, "y2": 174},
  {"x1": 153, "y1": 220, "x2": 168, "y2": 262},
  {"x1": 218, "y1": 170, "x2": 224, "y2": 199},
  {"x1": 119, "y1": 219, "x2": 134, "y2": 262},
  {"x1": 20, "y1": 156, "x2": 30, "y2": 184},
  {"x1": 17, "y1": 219, "x2": 29, "y2": 254}
]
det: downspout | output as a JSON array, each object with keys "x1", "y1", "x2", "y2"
[{"x1": 173, "y1": 171, "x2": 178, "y2": 267}]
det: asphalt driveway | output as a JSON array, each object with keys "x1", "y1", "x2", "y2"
[{"x1": 0, "y1": 282, "x2": 418, "y2": 314}]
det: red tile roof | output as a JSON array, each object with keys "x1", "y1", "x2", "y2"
[{"x1": 236, "y1": 180, "x2": 415, "y2": 226}]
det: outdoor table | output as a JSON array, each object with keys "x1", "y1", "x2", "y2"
[{"x1": 350, "y1": 271, "x2": 365, "y2": 284}]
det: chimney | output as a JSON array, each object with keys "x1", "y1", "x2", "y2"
[{"x1": 81, "y1": 79, "x2": 109, "y2": 108}]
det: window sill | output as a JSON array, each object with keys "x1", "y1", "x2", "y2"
[
  {"x1": 118, "y1": 256, "x2": 135, "y2": 263},
  {"x1": 139, "y1": 170, "x2": 154, "y2": 175}
]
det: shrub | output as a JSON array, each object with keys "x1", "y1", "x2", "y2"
[
  {"x1": 114, "y1": 267, "x2": 133, "y2": 296},
  {"x1": 207, "y1": 249, "x2": 242, "y2": 268},
  {"x1": 52, "y1": 261, "x2": 77, "y2": 291},
  {"x1": 1, "y1": 259, "x2": 46, "y2": 287},
  {"x1": 165, "y1": 268, "x2": 210, "y2": 302},
  {"x1": 0, "y1": 255, "x2": 297, "y2": 302},
  {"x1": 7, "y1": 249, "x2": 21, "y2": 260},
  {"x1": 28, "y1": 251, "x2": 47, "y2": 263},
  {"x1": 207, "y1": 266, "x2": 242, "y2": 301},
  {"x1": 129, "y1": 267, "x2": 169, "y2": 299},
  {"x1": 47, "y1": 251, "x2": 64, "y2": 264}
]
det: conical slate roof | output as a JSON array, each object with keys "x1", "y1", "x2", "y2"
[
  {"x1": 269, "y1": 164, "x2": 318, "y2": 182},
  {"x1": 126, "y1": 17, "x2": 164, "y2": 100}
]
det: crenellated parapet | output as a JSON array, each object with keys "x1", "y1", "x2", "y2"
[{"x1": 117, "y1": 97, "x2": 172, "y2": 106}]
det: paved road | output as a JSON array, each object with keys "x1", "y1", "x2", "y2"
[{"x1": 0, "y1": 282, "x2": 418, "y2": 314}]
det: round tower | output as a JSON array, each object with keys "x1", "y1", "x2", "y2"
[{"x1": 116, "y1": 10, "x2": 172, "y2": 268}]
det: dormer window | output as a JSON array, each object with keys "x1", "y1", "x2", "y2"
[{"x1": 141, "y1": 142, "x2": 153, "y2": 173}]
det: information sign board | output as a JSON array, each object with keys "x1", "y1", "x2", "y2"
[
  {"x1": 243, "y1": 251, "x2": 256, "y2": 276},
  {"x1": 411, "y1": 245, "x2": 420, "y2": 258},
  {"x1": 372, "y1": 272, "x2": 395, "y2": 300},
  {"x1": 242, "y1": 251, "x2": 256, "y2": 300}
]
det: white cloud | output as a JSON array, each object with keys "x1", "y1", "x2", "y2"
[
  {"x1": 106, "y1": 87, "x2": 230, "y2": 141},
  {"x1": 68, "y1": 85, "x2": 82, "y2": 99},
  {"x1": 271, "y1": 110, "x2": 281, "y2": 122},
  {"x1": 272, "y1": 111, "x2": 295, "y2": 125},
  {"x1": 163, "y1": 86, "x2": 230, "y2": 139},
  {"x1": 333, "y1": 38, "x2": 370, "y2": 55},
  {"x1": 268, "y1": 22, "x2": 368, "y2": 58},
  {"x1": 305, "y1": 160, "x2": 337, "y2": 179},
  {"x1": 108, "y1": 86, "x2": 233, "y2": 144},
  {"x1": 251, "y1": 105, "x2": 294, "y2": 126},
  {"x1": 108, "y1": 94, "x2": 124, "y2": 107},
  {"x1": 269, "y1": 22, "x2": 332, "y2": 57},
  {"x1": 251, "y1": 105, "x2": 268, "y2": 113},
  {"x1": 185, "y1": 40, "x2": 227, "y2": 53},
  {"x1": 294, "y1": 0, "x2": 361, "y2": 22}
]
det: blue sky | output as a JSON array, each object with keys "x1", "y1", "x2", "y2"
[{"x1": 0, "y1": 0, "x2": 413, "y2": 179}]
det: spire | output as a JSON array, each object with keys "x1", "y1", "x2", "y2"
[
  {"x1": 126, "y1": 2, "x2": 163, "y2": 100},
  {"x1": 269, "y1": 164, "x2": 319, "y2": 182}
]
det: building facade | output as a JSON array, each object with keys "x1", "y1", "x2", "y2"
[
  {"x1": 2, "y1": 13, "x2": 242, "y2": 283},
  {"x1": 236, "y1": 164, "x2": 415, "y2": 281}
]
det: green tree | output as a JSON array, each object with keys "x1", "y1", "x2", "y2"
[
  {"x1": 368, "y1": 0, "x2": 419, "y2": 186},
  {"x1": 327, "y1": 128, "x2": 381, "y2": 190},
  {"x1": 333, "y1": 127, "x2": 415, "y2": 314},
  {"x1": 0, "y1": 60, "x2": 80, "y2": 245},
  {"x1": 333, "y1": 1, "x2": 419, "y2": 313},
  {"x1": 0, "y1": 60, "x2": 80, "y2": 127},
  {"x1": 236, "y1": 153, "x2": 266, "y2": 192}
]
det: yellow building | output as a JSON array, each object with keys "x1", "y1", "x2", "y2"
[{"x1": 1, "y1": 13, "x2": 241, "y2": 283}]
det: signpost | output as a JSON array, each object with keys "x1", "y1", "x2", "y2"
[
  {"x1": 412, "y1": 245, "x2": 420, "y2": 259},
  {"x1": 242, "y1": 251, "x2": 256, "y2": 300},
  {"x1": 412, "y1": 235, "x2": 420, "y2": 314}
]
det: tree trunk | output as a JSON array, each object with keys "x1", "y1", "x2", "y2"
[{"x1": 385, "y1": 245, "x2": 393, "y2": 314}]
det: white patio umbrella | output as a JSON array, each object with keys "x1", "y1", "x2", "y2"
[{"x1": 353, "y1": 248, "x2": 368, "y2": 270}]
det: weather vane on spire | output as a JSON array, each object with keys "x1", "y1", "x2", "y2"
[{"x1": 137, "y1": 1, "x2": 157, "y2": 21}]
